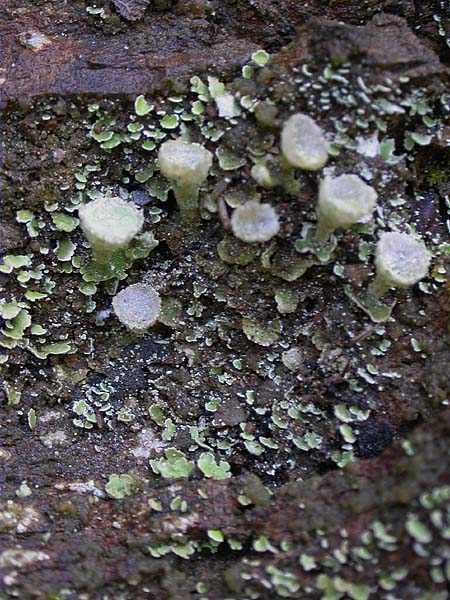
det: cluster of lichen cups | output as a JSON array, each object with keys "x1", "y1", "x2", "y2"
[
  {"x1": 278, "y1": 113, "x2": 430, "y2": 320},
  {"x1": 78, "y1": 113, "x2": 431, "y2": 329},
  {"x1": 78, "y1": 195, "x2": 162, "y2": 333}
]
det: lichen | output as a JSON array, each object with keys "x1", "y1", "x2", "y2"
[
  {"x1": 1, "y1": 8, "x2": 449, "y2": 598},
  {"x1": 112, "y1": 283, "x2": 161, "y2": 332}
]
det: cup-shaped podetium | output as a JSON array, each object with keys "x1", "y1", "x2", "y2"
[
  {"x1": 158, "y1": 139, "x2": 213, "y2": 222},
  {"x1": 281, "y1": 113, "x2": 329, "y2": 171},
  {"x1": 315, "y1": 174, "x2": 377, "y2": 241},
  {"x1": 251, "y1": 162, "x2": 276, "y2": 189},
  {"x1": 78, "y1": 195, "x2": 144, "y2": 261},
  {"x1": 112, "y1": 283, "x2": 161, "y2": 333},
  {"x1": 371, "y1": 232, "x2": 431, "y2": 298},
  {"x1": 231, "y1": 200, "x2": 280, "y2": 243}
]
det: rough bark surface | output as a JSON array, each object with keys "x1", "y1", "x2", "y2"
[{"x1": 1, "y1": 1, "x2": 449, "y2": 599}]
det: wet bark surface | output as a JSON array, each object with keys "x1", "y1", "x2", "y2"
[{"x1": 1, "y1": 1, "x2": 448, "y2": 102}]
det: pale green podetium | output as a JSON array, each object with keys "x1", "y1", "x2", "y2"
[
  {"x1": 281, "y1": 113, "x2": 329, "y2": 171},
  {"x1": 78, "y1": 195, "x2": 144, "y2": 262},
  {"x1": 231, "y1": 201, "x2": 280, "y2": 243},
  {"x1": 315, "y1": 174, "x2": 377, "y2": 241},
  {"x1": 112, "y1": 283, "x2": 161, "y2": 333},
  {"x1": 251, "y1": 161, "x2": 276, "y2": 189},
  {"x1": 158, "y1": 139, "x2": 213, "y2": 223},
  {"x1": 370, "y1": 232, "x2": 431, "y2": 298}
]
